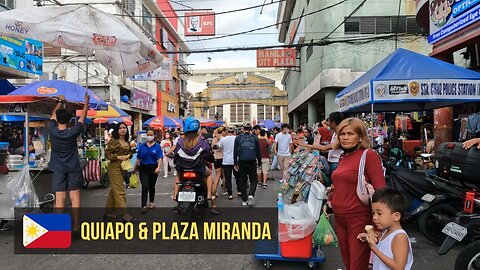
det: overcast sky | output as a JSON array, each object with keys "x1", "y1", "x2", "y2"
[{"x1": 172, "y1": 0, "x2": 282, "y2": 71}]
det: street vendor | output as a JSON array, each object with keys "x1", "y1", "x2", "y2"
[{"x1": 48, "y1": 93, "x2": 89, "y2": 211}]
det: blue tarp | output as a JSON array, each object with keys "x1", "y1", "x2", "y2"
[
  {"x1": 335, "y1": 48, "x2": 480, "y2": 113},
  {"x1": 0, "y1": 79, "x2": 16, "y2": 95},
  {"x1": 0, "y1": 115, "x2": 47, "y2": 122}
]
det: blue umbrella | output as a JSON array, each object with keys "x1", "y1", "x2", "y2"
[
  {"x1": 8, "y1": 80, "x2": 107, "y2": 109},
  {"x1": 259, "y1": 119, "x2": 275, "y2": 129},
  {"x1": 143, "y1": 116, "x2": 181, "y2": 128}
]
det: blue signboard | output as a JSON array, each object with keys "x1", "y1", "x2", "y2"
[
  {"x1": 428, "y1": 0, "x2": 480, "y2": 44},
  {"x1": 0, "y1": 35, "x2": 43, "y2": 75}
]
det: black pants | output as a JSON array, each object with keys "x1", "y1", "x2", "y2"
[
  {"x1": 223, "y1": 165, "x2": 242, "y2": 196},
  {"x1": 123, "y1": 171, "x2": 131, "y2": 186},
  {"x1": 139, "y1": 164, "x2": 158, "y2": 207},
  {"x1": 238, "y1": 161, "x2": 258, "y2": 202}
]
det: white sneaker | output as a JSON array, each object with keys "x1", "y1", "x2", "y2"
[
  {"x1": 163, "y1": 175, "x2": 167, "y2": 179},
  {"x1": 242, "y1": 201, "x2": 248, "y2": 206},
  {"x1": 247, "y1": 195, "x2": 254, "y2": 207}
]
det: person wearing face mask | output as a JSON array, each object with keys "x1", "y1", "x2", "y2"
[
  {"x1": 132, "y1": 128, "x2": 163, "y2": 213},
  {"x1": 330, "y1": 118, "x2": 386, "y2": 270},
  {"x1": 160, "y1": 132, "x2": 175, "y2": 179}
]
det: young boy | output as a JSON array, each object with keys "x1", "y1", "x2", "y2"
[{"x1": 357, "y1": 187, "x2": 414, "y2": 270}]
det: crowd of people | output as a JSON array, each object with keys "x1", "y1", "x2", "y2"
[{"x1": 47, "y1": 101, "x2": 480, "y2": 270}]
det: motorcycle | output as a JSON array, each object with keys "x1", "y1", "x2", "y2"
[
  {"x1": 176, "y1": 169, "x2": 209, "y2": 219},
  {"x1": 438, "y1": 196, "x2": 480, "y2": 270},
  {"x1": 389, "y1": 167, "x2": 465, "y2": 245}
]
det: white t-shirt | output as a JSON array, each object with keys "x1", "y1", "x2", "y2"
[
  {"x1": 173, "y1": 136, "x2": 180, "y2": 145},
  {"x1": 275, "y1": 132, "x2": 292, "y2": 157},
  {"x1": 218, "y1": 135, "x2": 236, "y2": 165},
  {"x1": 328, "y1": 132, "x2": 343, "y2": 163}
]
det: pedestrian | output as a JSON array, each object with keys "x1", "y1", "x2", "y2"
[
  {"x1": 330, "y1": 118, "x2": 386, "y2": 270},
  {"x1": 257, "y1": 129, "x2": 271, "y2": 189},
  {"x1": 104, "y1": 122, "x2": 136, "y2": 222},
  {"x1": 270, "y1": 127, "x2": 280, "y2": 170},
  {"x1": 212, "y1": 126, "x2": 226, "y2": 196},
  {"x1": 305, "y1": 127, "x2": 314, "y2": 145},
  {"x1": 274, "y1": 124, "x2": 293, "y2": 182},
  {"x1": 357, "y1": 187, "x2": 413, "y2": 270},
  {"x1": 253, "y1": 125, "x2": 261, "y2": 137},
  {"x1": 214, "y1": 127, "x2": 236, "y2": 200},
  {"x1": 48, "y1": 94, "x2": 88, "y2": 212},
  {"x1": 160, "y1": 132, "x2": 175, "y2": 179},
  {"x1": 132, "y1": 128, "x2": 163, "y2": 213},
  {"x1": 234, "y1": 123, "x2": 261, "y2": 207}
]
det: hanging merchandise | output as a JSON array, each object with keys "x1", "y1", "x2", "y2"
[{"x1": 284, "y1": 149, "x2": 329, "y2": 204}]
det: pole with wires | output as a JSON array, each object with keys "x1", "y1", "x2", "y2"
[{"x1": 395, "y1": 0, "x2": 402, "y2": 49}]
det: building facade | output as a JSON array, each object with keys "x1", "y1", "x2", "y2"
[
  {"x1": 277, "y1": 0, "x2": 431, "y2": 128},
  {"x1": 14, "y1": 0, "x2": 190, "y2": 132},
  {"x1": 191, "y1": 73, "x2": 288, "y2": 126}
]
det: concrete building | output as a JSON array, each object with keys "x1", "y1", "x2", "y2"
[
  {"x1": 11, "y1": 0, "x2": 190, "y2": 132},
  {"x1": 277, "y1": 0, "x2": 431, "y2": 128},
  {"x1": 190, "y1": 73, "x2": 288, "y2": 126}
]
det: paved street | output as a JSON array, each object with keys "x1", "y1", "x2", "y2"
[{"x1": 0, "y1": 170, "x2": 460, "y2": 270}]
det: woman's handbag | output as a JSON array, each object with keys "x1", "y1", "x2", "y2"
[{"x1": 357, "y1": 149, "x2": 375, "y2": 205}]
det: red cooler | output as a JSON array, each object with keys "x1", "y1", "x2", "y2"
[{"x1": 279, "y1": 223, "x2": 313, "y2": 259}]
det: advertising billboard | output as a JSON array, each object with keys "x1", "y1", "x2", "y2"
[
  {"x1": 428, "y1": 0, "x2": 480, "y2": 44},
  {"x1": 256, "y1": 48, "x2": 296, "y2": 68},
  {"x1": 184, "y1": 12, "x2": 215, "y2": 36},
  {"x1": 130, "y1": 58, "x2": 172, "y2": 81},
  {"x1": 0, "y1": 35, "x2": 43, "y2": 75},
  {"x1": 131, "y1": 88, "x2": 153, "y2": 111}
]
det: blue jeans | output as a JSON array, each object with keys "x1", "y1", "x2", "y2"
[{"x1": 270, "y1": 154, "x2": 279, "y2": 170}]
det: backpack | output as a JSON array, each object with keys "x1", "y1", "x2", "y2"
[{"x1": 238, "y1": 134, "x2": 257, "y2": 162}]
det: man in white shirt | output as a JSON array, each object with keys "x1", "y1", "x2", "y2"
[
  {"x1": 274, "y1": 124, "x2": 293, "y2": 182},
  {"x1": 214, "y1": 127, "x2": 237, "y2": 199}
]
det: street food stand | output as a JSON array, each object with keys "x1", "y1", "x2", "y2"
[{"x1": 0, "y1": 96, "x2": 58, "y2": 222}]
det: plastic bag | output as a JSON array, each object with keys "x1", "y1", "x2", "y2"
[
  {"x1": 278, "y1": 201, "x2": 317, "y2": 242},
  {"x1": 129, "y1": 173, "x2": 139, "y2": 189},
  {"x1": 6, "y1": 165, "x2": 39, "y2": 217},
  {"x1": 313, "y1": 213, "x2": 338, "y2": 247}
]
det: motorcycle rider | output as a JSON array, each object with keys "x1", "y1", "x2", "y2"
[{"x1": 173, "y1": 116, "x2": 218, "y2": 213}]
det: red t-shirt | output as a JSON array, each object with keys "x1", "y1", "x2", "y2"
[
  {"x1": 331, "y1": 148, "x2": 386, "y2": 217},
  {"x1": 258, "y1": 139, "x2": 270, "y2": 159}
]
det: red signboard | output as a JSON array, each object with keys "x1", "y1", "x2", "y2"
[
  {"x1": 256, "y1": 48, "x2": 296, "y2": 68},
  {"x1": 184, "y1": 12, "x2": 215, "y2": 36}
]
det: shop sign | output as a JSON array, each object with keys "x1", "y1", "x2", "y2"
[
  {"x1": 335, "y1": 83, "x2": 371, "y2": 112},
  {"x1": 0, "y1": 35, "x2": 43, "y2": 75},
  {"x1": 428, "y1": 0, "x2": 480, "y2": 44},
  {"x1": 167, "y1": 102, "x2": 175, "y2": 112},
  {"x1": 130, "y1": 58, "x2": 172, "y2": 81},
  {"x1": 256, "y1": 49, "x2": 296, "y2": 68},
  {"x1": 131, "y1": 88, "x2": 152, "y2": 111},
  {"x1": 184, "y1": 12, "x2": 215, "y2": 36},
  {"x1": 373, "y1": 80, "x2": 480, "y2": 100}
]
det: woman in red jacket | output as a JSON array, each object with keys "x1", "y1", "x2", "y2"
[{"x1": 330, "y1": 118, "x2": 386, "y2": 270}]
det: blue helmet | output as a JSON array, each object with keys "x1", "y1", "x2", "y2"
[{"x1": 183, "y1": 116, "x2": 200, "y2": 133}]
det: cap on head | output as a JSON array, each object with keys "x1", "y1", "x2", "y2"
[
  {"x1": 227, "y1": 127, "x2": 235, "y2": 133},
  {"x1": 243, "y1": 123, "x2": 252, "y2": 130},
  {"x1": 183, "y1": 116, "x2": 200, "y2": 133}
]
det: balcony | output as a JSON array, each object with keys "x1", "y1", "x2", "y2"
[{"x1": 176, "y1": 60, "x2": 193, "y2": 76}]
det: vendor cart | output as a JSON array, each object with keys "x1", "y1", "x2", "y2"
[
  {"x1": 81, "y1": 142, "x2": 109, "y2": 188},
  {"x1": 254, "y1": 241, "x2": 325, "y2": 269}
]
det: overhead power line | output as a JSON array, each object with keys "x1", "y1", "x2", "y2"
[
  {"x1": 166, "y1": 34, "x2": 417, "y2": 54},
  {"x1": 113, "y1": 0, "x2": 287, "y2": 19},
  {"x1": 322, "y1": 0, "x2": 369, "y2": 40},
  {"x1": 182, "y1": 0, "x2": 351, "y2": 43}
]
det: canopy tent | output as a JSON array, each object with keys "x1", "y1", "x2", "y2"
[
  {"x1": 0, "y1": 115, "x2": 47, "y2": 122},
  {"x1": 0, "y1": 79, "x2": 16, "y2": 95},
  {"x1": 335, "y1": 48, "x2": 480, "y2": 113},
  {"x1": 143, "y1": 116, "x2": 182, "y2": 129}
]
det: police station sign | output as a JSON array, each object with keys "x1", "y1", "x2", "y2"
[
  {"x1": 373, "y1": 80, "x2": 480, "y2": 101},
  {"x1": 428, "y1": 0, "x2": 480, "y2": 44},
  {"x1": 335, "y1": 83, "x2": 371, "y2": 112}
]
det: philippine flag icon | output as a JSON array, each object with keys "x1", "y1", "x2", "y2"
[{"x1": 23, "y1": 214, "x2": 71, "y2": 249}]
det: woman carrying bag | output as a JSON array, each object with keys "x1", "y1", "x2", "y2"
[
  {"x1": 104, "y1": 122, "x2": 136, "y2": 222},
  {"x1": 160, "y1": 132, "x2": 175, "y2": 179},
  {"x1": 330, "y1": 118, "x2": 386, "y2": 270},
  {"x1": 133, "y1": 128, "x2": 163, "y2": 213}
]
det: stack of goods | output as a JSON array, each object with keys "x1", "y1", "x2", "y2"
[{"x1": 284, "y1": 149, "x2": 328, "y2": 203}]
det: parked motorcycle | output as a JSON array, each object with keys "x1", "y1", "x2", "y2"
[
  {"x1": 176, "y1": 169, "x2": 208, "y2": 219},
  {"x1": 438, "y1": 195, "x2": 480, "y2": 270},
  {"x1": 389, "y1": 167, "x2": 464, "y2": 245}
]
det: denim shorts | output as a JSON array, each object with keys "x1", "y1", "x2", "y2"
[{"x1": 52, "y1": 170, "x2": 82, "y2": 192}]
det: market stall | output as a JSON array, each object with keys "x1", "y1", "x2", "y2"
[{"x1": 335, "y1": 48, "x2": 480, "y2": 163}]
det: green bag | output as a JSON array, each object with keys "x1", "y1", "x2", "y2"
[
  {"x1": 129, "y1": 173, "x2": 139, "y2": 189},
  {"x1": 312, "y1": 213, "x2": 338, "y2": 247}
]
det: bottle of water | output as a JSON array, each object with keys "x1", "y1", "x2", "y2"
[{"x1": 277, "y1": 193, "x2": 284, "y2": 218}]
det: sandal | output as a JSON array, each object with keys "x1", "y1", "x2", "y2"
[
  {"x1": 148, "y1": 203, "x2": 155, "y2": 209},
  {"x1": 122, "y1": 214, "x2": 136, "y2": 223},
  {"x1": 142, "y1": 206, "x2": 148, "y2": 213}
]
